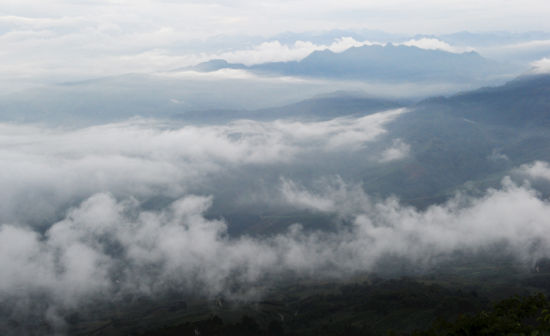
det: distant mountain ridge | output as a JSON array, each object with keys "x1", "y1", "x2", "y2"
[{"x1": 184, "y1": 44, "x2": 511, "y2": 83}]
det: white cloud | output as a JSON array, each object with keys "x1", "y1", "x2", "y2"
[
  {"x1": 488, "y1": 149, "x2": 509, "y2": 162},
  {"x1": 280, "y1": 176, "x2": 370, "y2": 215},
  {"x1": 399, "y1": 38, "x2": 474, "y2": 53},
  {"x1": 328, "y1": 36, "x2": 382, "y2": 52},
  {"x1": 531, "y1": 57, "x2": 550, "y2": 74},
  {"x1": 518, "y1": 161, "x2": 550, "y2": 180},
  {"x1": 278, "y1": 175, "x2": 550, "y2": 267},
  {"x1": 0, "y1": 110, "x2": 405, "y2": 225},
  {"x1": 1, "y1": 109, "x2": 550, "y2": 329},
  {"x1": 204, "y1": 37, "x2": 473, "y2": 66},
  {"x1": 219, "y1": 40, "x2": 320, "y2": 65},
  {"x1": 217, "y1": 38, "x2": 382, "y2": 65},
  {"x1": 379, "y1": 138, "x2": 411, "y2": 162},
  {"x1": 4, "y1": 171, "x2": 550, "y2": 333}
]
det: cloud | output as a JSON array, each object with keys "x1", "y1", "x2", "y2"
[
  {"x1": 0, "y1": 110, "x2": 549, "y2": 329},
  {"x1": 487, "y1": 149, "x2": 509, "y2": 162},
  {"x1": 171, "y1": 37, "x2": 467, "y2": 68},
  {"x1": 219, "y1": 40, "x2": 320, "y2": 65},
  {"x1": 480, "y1": 39, "x2": 550, "y2": 62},
  {"x1": 399, "y1": 38, "x2": 474, "y2": 53},
  {"x1": 518, "y1": 161, "x2": 550, "y2": 181},
  {"x1": 1, "y1": 1, "x2": 549, "y2": 88},
  {"x1": 217, "y1": 37, "x2": 382, "y2": 65},
  {"x1": 278, "y1": 175, "x2": 550, "y2": 268},
  {"x1": 531, "y1": 57, "x2": 550, "y2": 74},
  {"x1": 4, "y1": 170, "x2": 550, "y2": 333},
  {"x1": 379, "y1": 138, "x2": 411, "y2": 162},
  {"x1": 214, "y1": 37, "x2": 471, "y2": 67},
  {"x1": 0, "y1": 109, "x2": 404, "y2": 226},
  {"x1": 0, "y1": 15, "x2": 88, "y2": 29}
]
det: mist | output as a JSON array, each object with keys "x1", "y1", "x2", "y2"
[
  {"x1": 2, "y1": 109, "x2": 550, "y2": 333},
  {"x1": 2, "y1": 168, "x2": 550, "y2": 333},
  {"x1": 0, "y1": 109, "x2": 406, "y2": 226}
]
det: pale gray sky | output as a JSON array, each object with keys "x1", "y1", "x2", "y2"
[
  {"x1": 3, "y1": 0, "x2": 550, "y2": 36},
  {"x1": 1, "y1": 0, "x2": 550, "y2": 85}
]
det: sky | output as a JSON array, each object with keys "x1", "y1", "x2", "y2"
[
  {"x1": 1, "y1": 0, "x2": 550, "y2": 87},
  {"x1": 3, "y1": 0, "x2": 550, "y2": 37}
]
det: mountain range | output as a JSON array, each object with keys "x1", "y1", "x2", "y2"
[{"x1": 186, "y1": 44, "x2": 516, "y2": 83}]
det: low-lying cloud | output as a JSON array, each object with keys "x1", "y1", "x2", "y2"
[
  {"x1": 3, "y1": 169, "x2": 550, "y2": 333},
  {"x1": 379, "y1": 138, "x2": 411, "y2": 162},
  {"x1": 3, "y1": 113, "x2": 550, "y2": 333},
  {"x1": 0, "y1": 109, "x2": 405, "y2": 225}
]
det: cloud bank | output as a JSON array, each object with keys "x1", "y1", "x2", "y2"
[
  {"x1": 0, "y1": 109, "x2": 405, "y2": 226},
  {"x1": 2, "y1": 112, "x2": 550, "y2": 333},
  {"x1": 3, "y1": 170, "x2": 550, "y2": 333}
]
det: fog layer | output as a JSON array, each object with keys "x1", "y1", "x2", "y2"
[{"x1": 1, "y1": 110, "x2": 550, "y2": 332}]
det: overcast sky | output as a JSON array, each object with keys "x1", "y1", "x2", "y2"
[
  {"x1": 3, "y1": 0, "x2": 550, "y2": 37},
  {"x1": 1, "y1": 0, "x2": 550, "y2": 86}
]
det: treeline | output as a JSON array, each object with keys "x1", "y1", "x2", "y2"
[
  {"x1": 414, "y1": 293, "x2": 550, "y2": 335},
  {"x1": 137, "y1": 278, "x2": 489, "y2": 335},
  {"x1": 143, "y1": 293, "x2": 550, "y2": 335}
]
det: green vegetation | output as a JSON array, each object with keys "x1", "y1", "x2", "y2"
[
  {"x1": 138, "y1": 293, "x2": 550, "y2": 336},
  {"x1": 68, "y1": 259, "x2": 550, "y2": 335},
  {"x1": 415, "y1": 294, "x2": 550, "y2": 335}
]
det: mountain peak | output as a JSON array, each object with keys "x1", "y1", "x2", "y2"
[{"x1": 182, "y1": 43, "x2": 512, "y2": 84}]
